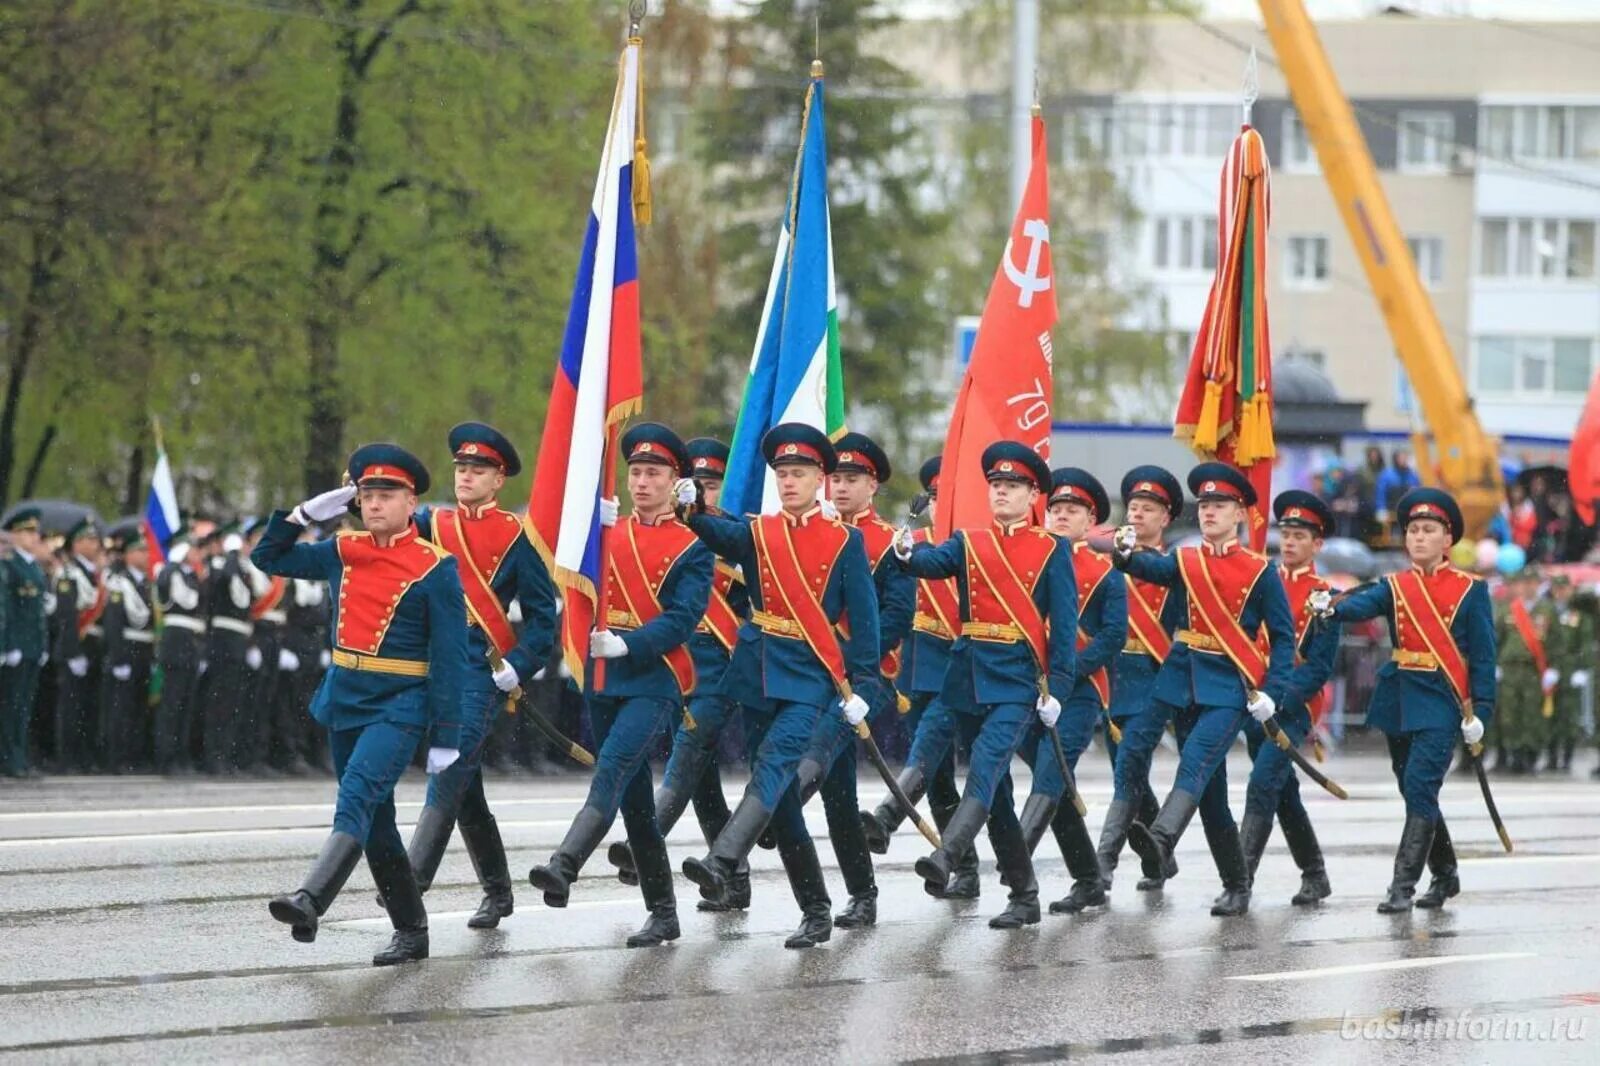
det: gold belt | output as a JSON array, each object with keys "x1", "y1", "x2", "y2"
[
  {"x1": 962, "y1": 620, "x2": 1024, "y2": 642},
  {"x1": 605, "y1": 608, "x2": 641, "y2": 630},
  {"x1": 1123, "y1": 637, "x2": 1148, "y2": 654},
  {"x1": 1392, "y1": 649, "x2": 1438, "y2": 669},
  {"x1": 913, "y1": 611, "x2": 954, "y2": 640},
  {"x1": 331, "y1": 649, "x2": 429, "y2": 677},
  {"x1": 751, "y1": 609, "x2": 804, "y2": 638},
  {"x1": 1176, "y1": 628, "x2": 1223, "y2": 652}
]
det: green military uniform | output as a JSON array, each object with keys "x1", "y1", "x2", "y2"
[
  {"x1": 1546, "y1": 576, "x2": 1595, "y2": 772},
  {"x1": 1492, "y1": 571, "x2": 1558, "y2": 774},
  {"x1": 2, "y1": 509, "x2": 53, "y2": 777}
]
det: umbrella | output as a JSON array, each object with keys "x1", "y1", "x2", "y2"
[
  {"x1": 1, "y1": 498, "x2": 103, "y2": 537},
  {"x1": 1173, "y1": 121, "x2": 1275, "y2": 549}
]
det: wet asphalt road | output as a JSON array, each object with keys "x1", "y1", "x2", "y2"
[{"x1": 2, "y1": 743, "x2": 1598, "y2": 1064}]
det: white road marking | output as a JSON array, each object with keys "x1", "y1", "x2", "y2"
[
  {"x1": 1460, "y1": 853, "x2": 1600, "y2": 867},
  {"x1": 0, "y1": 795, "x2": 602, "y2": 822},
  {"x1": 1228, "y1": 951, "x2": 1536, "y2": 982},
  {"x1": 325, "y1": 897, "x2": 634, "y2": 929}
]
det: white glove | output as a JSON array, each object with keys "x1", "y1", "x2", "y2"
[
  {"x1": 589, "y1": 628, "x2": 629, "y2": 659},
  {"x1": 492, "y1": 660, "x2": 520, "y2": 692},
  {"x1": 893, "y1": 525, "x2": 914, "y2": 562},
  {"x1": 38, "y1": 651, "x2": 48, "y2": 667},
  {"x1": 197, "y1": 658, "x2": 208, "y2": 675},
  {"x1": 1571, "y1": 669, "x2": 1591, "y2": 688},
  {"x1": 1542, "y1": 667, "x2": 1560, "y2": 690},
  {"x1": 1247, "y1": 689, "x2": 1276, "y2": 723},
  {"x1": 674, "y1": 478, "x2": 698, "y2": 507},
  {"x1": 1036, "y1": 694, "x2": 1062, "y2": 728},
  {"x1": 278, "y1": 648, "x2": 300, "y2": 671},
  {"x1": 819, "y1": 497, "x2": 839, "y2": 521},
  {"x1": 66, "y1": 655, "x2": 88, "y2": 678},
  {"x1": 111, "y1": 663, "x2": 132, "y2": 682},
  {"x1": 245, "y1": 646, "x2": 263, "y2": 671},
  {"x1": 319, "y1": 649, "x2": 331, "y2": 669},
  {"x1": 532, "y1": 666, "x2": 548, "y2": 681},
  {"x1": 842, "y1": 693, "x2": 869, "y2": 725},
  {"x1": 1112, "y1": 525, "x2": 1137, "y2": 559},
  {"x1": 292, "y1": 485, "x2": 358, "y2": 525},
  {"x1": 1495, "y1": 665, "x2": 1503, "y2": 682},
  {"x1": 599, "y1": 497, "x2": 620, "y2": 528},
  {"x1": 1461, "y1": 716, "x2": 1485, "y2": 746},
  {"x1": 1308, "y1": 589, "x2": 1333, "y2": 618},
  {"x1": 426, "y1": 747, "x2": 460, "y2": 775},
  {"x1": 2, "y1": 649, "x2": 20, "y2": 668}
]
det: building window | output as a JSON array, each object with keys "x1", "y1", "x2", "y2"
[
  {"x1": 1117, "y1": 101, "x2": 1237, "y2": 161},
  {"x1": 1282, "y1": 346, "x2": 1326, "y2": 369},
  {"x1": 1150, "y1": 214, "x2": 1218, "y2": 273},
  {"x1": 1406, "y1": 235, "x2": 1444, "y2": 288},
  {"x1": 1480, "y1": 104, "x2": 1600, "y2": 162},
  {"x1": 1477, "y1": 218, "x2": 1598, "y2": 280},
  {"x1": 1064, "y1": 106, "x2": 1114, "y2": 164},
  {"x1": 1397, "y1": 111, "x2": 1454, "y2": 172},
  {"x1": 1475, "y1": 335, "x2": 1595, "y2": 397},
  {"x1": 1280, "y1": 109, "x2": 1316, "y2": 173},
  {"x1": 1285, "y1": 235, "x2": 1330, "y2": 287}
]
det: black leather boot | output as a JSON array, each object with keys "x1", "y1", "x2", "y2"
[
  {"x1": 369, "y1": 846, "x2": 429, "y2": 966},
  {"x1": 1238, "y1": 809, "x2": 1271, "y2": 886},
  {"x1": 914, "y1": 796, "x2": 989, "y2": 898},
  {"x1": 1094, "y1": 798, "x2": 1135, "y2": 891},
  {"x1": 826, "y1": 785, "x2": 878, "y2": 928},
  {"x1": 1127, "y1": 789, "x2": 1199, "y2": 885},
  {"x1": 930, "y1": 797, "x2": 980, "y2": 899},
  {"x1": 1414, "y1": 817, "x2": 1460, "y2": 909},
  {"x1": 459, "y1": 815, "x2": 514, "y2": 929},
  {"x1": 1048, "y1": 802, "x2": 1107, "y2": 914},
  {"x1": 682, "y1": 792, "x2": 769, "y2": 906},
  {"x1": 1001, "y1": 793, "x2": 1056, "y2": 887},
  {"x1": 834, "y1": 892, "x2": 877, "y2": 929},
  {"x1": 1131, "y1": 787, "x2": 1175, "y2": 890},
  {"x1": 1278, "y1": 800, "x2": 1331, "y2": 906},
  {"x1": 528, "y1": 806, "x2": 609, "y2": 908},
  {"x1": 270, "y1": 831, "x2": 363, "y2": 943},
  {"x1": 694, "y1": 787, "x2": 749, "y2": 912},
  {"x1": 1208, "y1": 823, "x2": 1252, "y2": 917},
  {"x1": 1377, "y1": 813, "x2": 1435, "y2": 914},
  {"x1": 860, "y1": 766, "x2": 925, "y2": 855},
  {"x1": 610, "y1": 777, "x2": 694, "y2": 887},
  {"x1": 987, "y1": 813, "x2": 1040, "y2": 929},
  {"x1": 405, "y1": 804, "x2": 454, "y2": 894},
  {"x1": 780, "y1": 837, "x2": 833, "y2": 948},
  {"x1": 625, "y1": 831, "x2": 680, "y2": 948}
]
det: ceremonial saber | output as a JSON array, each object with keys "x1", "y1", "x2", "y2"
[
  {"x1": 1038, "y1": 679, "x2": 1087, "y2": 816},
  {"x1": 488, "y1": 647, "x2": 595, "y2": 768},
  {"x1": 854, "y1": 720, "x2": 941, "y2": 848},
  {"x1": 1261, "y1": 712, "x2": 1348, "y2": 800},
  {"x1": 1463, "y1": 706, "x2": 1513, "y2": 853}
]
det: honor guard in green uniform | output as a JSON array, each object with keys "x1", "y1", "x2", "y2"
[
  {"x1": 1493, "y1": 568, "x2": 1556, "y2": 775},
  {"x1": 1545, "y1": 574, "x2": 1593, "y2": 772},
  {"x1": 2, "y1": 509, "x2": 51, "y2": 777}
]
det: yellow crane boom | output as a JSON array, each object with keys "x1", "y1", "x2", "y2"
[{"x1": 1257, "y1": 0, "x2": 1503, "y2": 537}]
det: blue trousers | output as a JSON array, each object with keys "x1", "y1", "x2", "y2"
[
  {"x1": 582, "y1": 694, "x2": 677, "y2": 836},
  {"x1": 330, "y1": 720, "x2": 424, "y2": 857},
  {"x1": 739, "y1": 698, "x2": 822, "y2": 846},
  {"x1": 907, "y1": 695, "x2": 961, "y2": 782},
  {"x1": 955, "y1": 702, "x2": 1035, "y2": 810},
  {"x1": 423, "y1": 667, "x2": 499, "y2": 826},
  {"x1": 1111, "y1": 697, "x2": 1171, "y2": 804},
  {"x1": 659, "y1": 692, "x2": 738, "y2": 838},
  {"x1": 1024, "y1": 695, "x2": 1097, "y2": 801},
  {"x1": 1172, "y1": 704, "x2": 1242, "y2": 874},
  {"x1": 1386, "y1": 726, "x2": 1456, "y2": 822},
  {"x1": 1242, "y1": 717, "x2": 1308, "y2": 823}
]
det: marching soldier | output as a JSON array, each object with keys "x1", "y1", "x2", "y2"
[
  {"x1": 1113, "y1": 462, "x2": 1295, "y2": 918},
  {"x1": 271, "y1": 528, "x2": 332, "y2": 775},
  {"x1": 528, "y1": 423, "x2": 710, "y2": 947},
  {"x1": 782, "y1": 431, "x2": 915, "y2": 930},
  {"x1": 1545, "y1": 573, "x2": 1591, "y2": 773},
  {"x1": 202, "y1": 523, "x2": 255, "y2": 774},
  {"x1": 1493, "y1": 568, "x2": 1554, "y2": 776},
  {"x1": 1316, "y1": 488, "x2": 1495, "y2": 912},
  {"x1": 859, "y1": 456, "x2": 981, "y2": 900},
  {"x1": 1095, "y1": 466, "x2": 1185, "y2": 893},
  {"x1": 1013, "y1": 467, "x2": 1125, "y2": 915},
  {"x1": 100, "y1": 521, "x2": 158, "y2": 773},
  {"x1": 403, "y1": 422, "x2": 556, "y2": 929},
  {"x1": 257, "y1": 444, "x2": 469, "y2": 966},
  {"x1": 152, "y1": 529, "x2": 214, "y2": 774},
  {"x1": 52, "y1": 517, "x2": 108, "y2": 771},
  {"x1": 1, "y1": 509, "x2": 51, "y2": 778},
  {"x1": 1236, "y1": 492, "x2": 1339, "y2": 906},
  {"x1": 891, "y1": 442, "x2": 1078, "y2": 930},
  {"x1": 607, "y1": 437, "x2": 755, "y2": 912},
  {"x1": 677, "y1": 423, "x2": 880, "y2": 949}
]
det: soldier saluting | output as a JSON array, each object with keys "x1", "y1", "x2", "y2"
[
  {"x1": 254, "y1": 444, "x2": 470, "y2": 966},
  {"x1": 1314, "y1": 488, "x2": 1495, "y2": 913}
]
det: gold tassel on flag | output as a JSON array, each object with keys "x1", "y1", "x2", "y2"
[
  {"x1": 631, "y1": 34, "x2": 652, "y2": 226},
  {"x1": 1194, "y1": 378, "x2": 1224, "y2": 453}
]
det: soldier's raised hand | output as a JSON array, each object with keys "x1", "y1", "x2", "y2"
[
  {"x1": 1112, "y1": 524, "x2": 1137, "y2": 559},
  {"x1": 292, "y1": 485, "x2": 357, "y2": 525},
  {"x1": 1308, "y1": 588, "x2": 1334, "y2": 618},
  {"x1": 893, "y1": 524, "x2": 915, "y2": 562}
]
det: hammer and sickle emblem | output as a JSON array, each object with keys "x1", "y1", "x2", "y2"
[{"x1": 1001, "y1": 218, "x2": 1052, "y2": 309}]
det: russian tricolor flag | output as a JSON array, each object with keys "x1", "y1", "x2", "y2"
[
  {"x1": 143, "y1": 443, "x2": 181, "y2": 567},
  {"x1": 527, "y1": 40, "x2": 644, "y2": 682}
]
